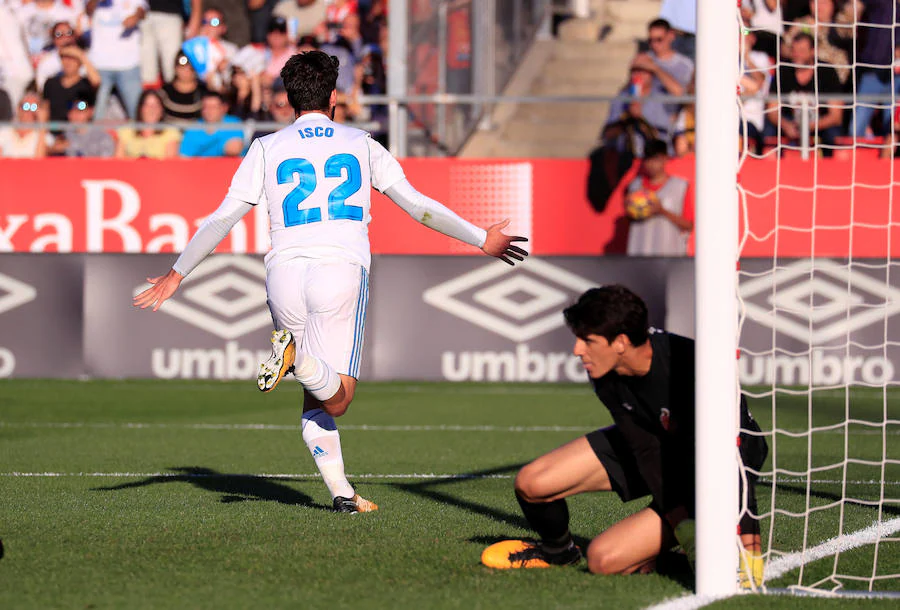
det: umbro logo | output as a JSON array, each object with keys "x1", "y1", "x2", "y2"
[
  {"x1": 132, "y1": 256, "x2": 271, "y2": 340},
  {"x1": 0, "y1": 272, "x2": 37, "y2": 316},
  {"x1": 423, "y1": 259, "x2": 595, "y2": 342},
  {"x1": 740, "y1": 259, "x2": 900, "y2": 345}
]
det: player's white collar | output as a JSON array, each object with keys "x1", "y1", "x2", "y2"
[{"x1": 295, "y1": 112, "x2": 332, "y2": 123}]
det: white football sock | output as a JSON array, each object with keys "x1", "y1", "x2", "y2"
[
  {"x1": 293, "y1": 351, "x2": 342, "y2": 401},
  {"x1": 301, "y1": 408, "x2": 354, "y2": 500}
]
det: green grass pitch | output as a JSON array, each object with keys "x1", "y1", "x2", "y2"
[{"x1": 1, "y1": 380, "x2": 897, "y2": 609}]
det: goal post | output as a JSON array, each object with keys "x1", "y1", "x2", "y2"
[{"x1": 694, "y1": 0, "x2": 741, "y2": 597}]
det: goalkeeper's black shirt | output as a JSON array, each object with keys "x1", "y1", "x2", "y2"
[{"x1": 590, "y1": 328, "x2": 697, "y2": 516}]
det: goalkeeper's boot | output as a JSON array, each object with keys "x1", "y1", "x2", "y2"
[
  {"x1": 332, "y1": 494, "x2": 379, "y2": 514},
  {"x1": 257, "y1": 329, "x2": 296, "y2": 392},
  {"x1": 481, "y1": 539, "x2": 582, "y2": 569},
  {"x1": 739, "y1": 549, "x2": 764, "y2": 590}
]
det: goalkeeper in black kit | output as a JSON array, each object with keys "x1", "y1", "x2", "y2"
[{"x1": 482, "y1": 285, "x2": 767, "y2": 587}]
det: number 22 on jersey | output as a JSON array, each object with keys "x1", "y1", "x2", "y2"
[{"x1": 277, "y1": 153, "x2": 363, "y2": 227}]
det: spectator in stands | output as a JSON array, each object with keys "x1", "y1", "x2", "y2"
[
  {"x1": 271, "y1": 0, "x2": 326, "y2": 40},
  {"x1": 740, "y1": 0, "x2": 783, "y2": 59},
  {"x1": 178, "y1": 90, "x2": 243, "y2": 156},
  {"x1": 16, "y1": 0, "x2": 78, "y2": 58},
  {"x1": 782, "y1": 0, "x2": 855, "y2": 86},
  {"x1": 86, "y1": 0, "x2": 146, "y2": 120},
  {"x1": 35, "y1": 21, "x2": 78, "y2": 92},
  {"x1": 247, "y1": 0, "x2": 278, "y2": 44},
  {"x1": 624, "y1": 139, "x2": 693, "y2": 257},
  {"x1": 766, "y1": 32, "x2": 844, "y2": 156},
  {"x1": 43, "y1": 42, "x2": 100, "y2": 122},
  {"x1": 116, "y1": 89, "x2": 182, "y2": 158},
  {"x1": 604, "y1": 65, "x2": 666, "y2": 157},
  {"x1": 250, "y1": 83, "x2": 294, "y2": 139},
  {"x1": 1, "y1": 3, "x2": 37, "y2": 106},
  {"x1": 62, "y1": 94, "x2": 116, "y2": 157},
  {"x1": 739, "y1": 28, "x2": 772, "y2": 155},
  {"x1": 263, "y1": 16, "x2": 296, "y2": 86},
  {"x1": 159, "y1": 50, "x2": 208, "y2": 124},
  {"x1": 853, "y1": 0, "x2": 897, "y2": 136},
  {"x1": 224, "y1": 65, "x2": 263, "y2": 119},
  {"x1": 630, "y1": 19, "x2": 694, "y2": 142},
  {"x1": 339, "y1": 11, "x2": 365, "y2": 59},
  {"x1": 0, "y1": 88, "x2": 12, "y2": 122},
  {"x1": 318, "y1": 0, "x2": 357, "y2": 43},
  {"x1": 671, "y1": 81, "x2": 695, "y2": 157},
  {"x1": 0, "y1": 90, "x2": 49, "y2": 158},
  {"x1": 186, "y1": 8, "x2": 239, "y2": 92},
  {"x1": 356, "y1": 45, "x2": 387, "y2": 143},
  {"x1": 360, "y1": 0, "x2": 386, "y2": 44},
  {"x1": 141, "y1": 0, "x2": 201, "y2": 88},
  {"x1": 658, "y1": 0, "x2": 696, "y2": 59}
]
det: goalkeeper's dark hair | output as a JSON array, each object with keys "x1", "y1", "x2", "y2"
[
  {"x1": 280, "y1": 51, "x2": 339, "y2": 113},
  {"x1": 563, "y1": 285, "x2": 649, "y2": 347},
  {"x1": 644, "y1": 139, "x2": 668, "y2": 159},
  {"x1": 648, "y1": 18, "x2": 671, "y2": 31}
]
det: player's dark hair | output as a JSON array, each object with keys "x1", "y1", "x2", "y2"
[
  {"x1": 644, "y1": 139, "x2": 668, "y2": 159},
  {"x1": 281, "y1": 51, "x2": 340, "y2": 113},
  {"x1": 563, "y1": 285, "x2": 649, "y2": 347},
  {"x1": 648, "y1": 18, "x2": 671, "y2": 32}
]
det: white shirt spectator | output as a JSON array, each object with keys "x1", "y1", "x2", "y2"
[
  {"x1": 747, "y1": 0, "x2": 782, "y2": 35},
  {"x1": 16, "y1": 0, "x2": 77, "y2": 56},
  {"x1": 741, "y1": 49, "x2": 772, "y2": 132},
  {"x1": 0, "y1": 5, "x2": 34, "y2": 105},
  {"x1": 88, "y1": 0, "x2": 147, "y2": 70},
  {"x1": 272, "y1": 0, "x2": 326, "y2": 38}
]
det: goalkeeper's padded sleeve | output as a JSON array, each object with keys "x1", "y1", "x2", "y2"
[
  {"x1": 384, "y1": 179, "x2": 487, "y2": 249},
  {"x1": 172, "y1": 196, "x2": 254, "y2": 277}
]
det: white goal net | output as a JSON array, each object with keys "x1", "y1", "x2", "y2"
[{"x1": 735, "y1": 0, "x2": 900, "y2": 597}]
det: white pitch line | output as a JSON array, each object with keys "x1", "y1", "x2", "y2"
[
  {"x1": 644, "y1": 517, "x2": 900, "y2": 610},
  {"x1": 0, "y1": 422, "x2": 594, "y2": 433},
  {"x1": 0, "y1": 471, "x2": 514, "y2": 480},
  {"x1": 765, "y1": 516, "x2": 900, "y2": 580}
]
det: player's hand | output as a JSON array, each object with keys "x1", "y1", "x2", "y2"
[
  {"x1": 133, "y1": 269, "x2": 184, "y2": 312},
  {"x1": 481, "y1": 219, "x2": 529, "y2": 266}
]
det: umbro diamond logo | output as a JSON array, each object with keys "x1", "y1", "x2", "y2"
[
  {"x1": 740, "y1": 259, "x2": 900, "y2": 345},
  {"x1": 0, "y1": 272, "x2": 37, "y2": 316},
  {"x1": 423, "y1": 259, "x2": 595, "y2": 342},
  {"x1": 132, "y1": 256, "x2": 271, "y2": 340}
]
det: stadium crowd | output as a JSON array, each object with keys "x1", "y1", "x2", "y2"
[
  {"x1": 0, "y1": 0, "x2": 387, "y2": 158},
  {"x1": 603, "y1": 0, "x2": 899, "y2": 161}
]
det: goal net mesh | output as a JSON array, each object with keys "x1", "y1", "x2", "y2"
[{"x1": 736, "y1": 0, "x2": 900, "y2": 596}]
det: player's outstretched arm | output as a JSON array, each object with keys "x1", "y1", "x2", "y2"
[
  {"x1": 132, "y1": 196, "x2": 254, "y2": 312},
  {"x1": 133, "y1": 269, "x2": 185, "y2": 311},
  {"x1": 383, "y1": 180, "x2": 529, "y2": 266},
  {"x1": 481, "y1": 219, "x2": 529, "y2": 266}
]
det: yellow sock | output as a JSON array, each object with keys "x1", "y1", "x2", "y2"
[{"x1": 739, "y1": 550, "x2": 764, "y2": 589}]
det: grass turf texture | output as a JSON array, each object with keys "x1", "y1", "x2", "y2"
[{"x1": 0, "y1": 380, "x2": 897, "y2": 609}]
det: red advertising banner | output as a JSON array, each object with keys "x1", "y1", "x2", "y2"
[{"x1": 1, "y1": 156, "x2": 898, "y2": 256}]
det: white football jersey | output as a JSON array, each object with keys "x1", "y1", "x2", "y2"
[{"x1": 227, "y1": 113, "x2": 405, "y2": 270}]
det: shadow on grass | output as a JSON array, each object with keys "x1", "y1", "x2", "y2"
[
  {"x1": 387, "y1": 462, "x2": 531, "y2": 530},
  {"x1": 387, "y1": 461, "x2": 694, "y2": 588},
  {"x1": 91, "y1": 466, "x2": 329, "y2": 510}
]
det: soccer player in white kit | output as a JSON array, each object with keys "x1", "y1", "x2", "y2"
[{"x1": 134, "y1": 51, "x2": 529, "y2": 513}]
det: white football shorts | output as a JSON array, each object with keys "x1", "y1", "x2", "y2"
[{"x1": 265, "y1": 259, "x2": 369, "y2": 379}]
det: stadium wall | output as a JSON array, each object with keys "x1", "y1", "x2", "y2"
[
  {"x1": 2, "y1": 156, "x2": 899, "y2": 257},
  {"x1": 0, "y1": 254, "x2": 896, "y2": 386}
]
